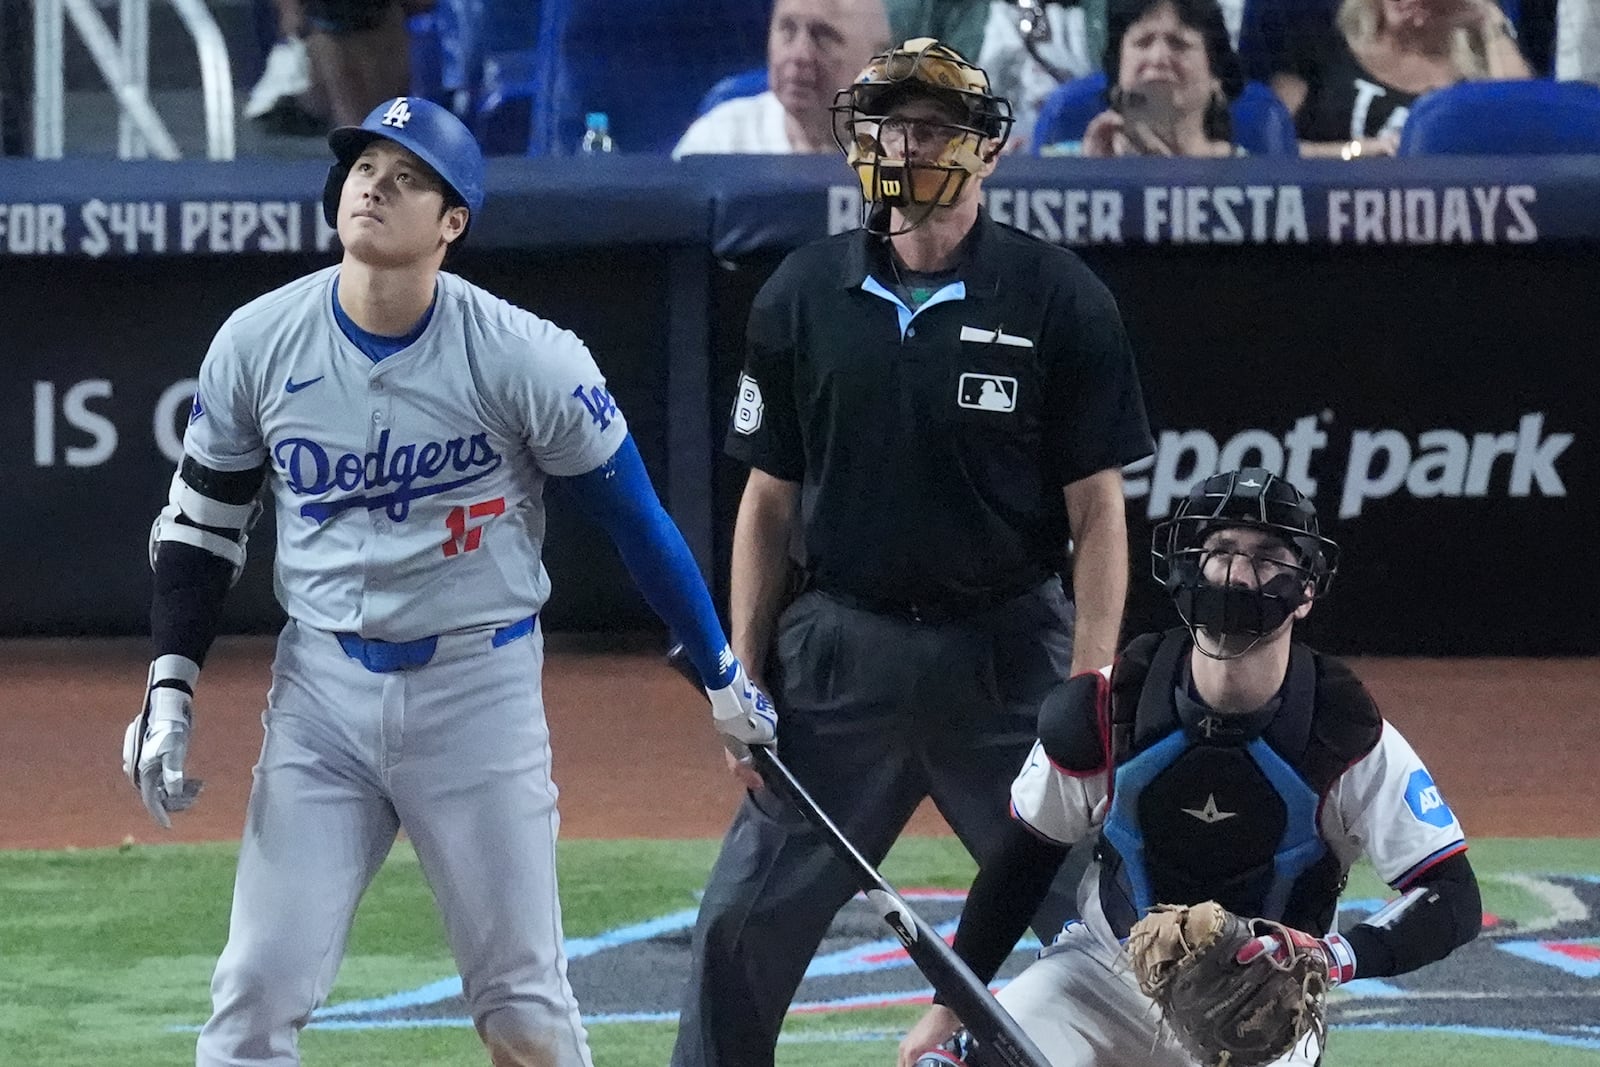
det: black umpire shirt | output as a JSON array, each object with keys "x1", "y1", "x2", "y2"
[{"x1": 726, "y1": 211, "x2": 1154, "y2": 614}]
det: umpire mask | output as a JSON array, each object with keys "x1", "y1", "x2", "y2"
[
  {"x1": 1152, "y1": 468, "x2": 1340, "y2": 657},
  {"x1": 831, "y1": 38, "x2": 1013, "y2": 234}
]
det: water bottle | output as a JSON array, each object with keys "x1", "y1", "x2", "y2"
[{"x1": 579, "y1": 112, "x2": 616, "y2": 155}]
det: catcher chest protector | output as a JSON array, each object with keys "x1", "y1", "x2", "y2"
[{"x1": 1097, "y1": 629, "x2": 1381, "y2": 938}]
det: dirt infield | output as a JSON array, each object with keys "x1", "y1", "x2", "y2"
[{"x1": 5, "y1": 636, "x2": 1595, "y2": 851}]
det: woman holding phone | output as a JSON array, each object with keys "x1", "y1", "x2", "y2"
[{"x1": 1080, "y1": 0, "x2": 1246, "y2": 157}]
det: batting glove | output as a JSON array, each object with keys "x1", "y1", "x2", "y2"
[
  {"x1": 122, "y1": 655, "x2": 205, "y2": 829},
  {"x1": 1236, "y1": 926, "x2": 1357, "y2": 986},
  {"x1": 706, "y1": 658, "x2": 777, "y2": 758},
  {"x1": 911, "y1": 1028, "x2": 975, "y2": 1067}
]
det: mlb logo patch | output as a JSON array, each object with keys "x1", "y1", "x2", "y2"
[{"x1": 957, "y1": 373, "x2": 1017, "y2": 413}]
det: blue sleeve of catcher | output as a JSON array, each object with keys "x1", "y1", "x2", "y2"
[{"x1": 564, "y1": 434, "x2": 736, "y2": 689}]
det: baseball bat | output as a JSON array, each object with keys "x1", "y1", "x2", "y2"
[{"x1": 666, "y1": 643, "x2": 1051, "y2": 1067}]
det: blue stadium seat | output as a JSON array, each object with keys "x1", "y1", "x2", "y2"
[
  {"x1": 409, "y1": 0, "x2": 538, "y2": 154},
  {"x1": 697, "y1": 67, "x2": 769, "y2": 118},
  {"x1": 1031, "y1": 73, "x2": 1300, "y2": 157},
  {"x1": 1399, "y1": 79, "x2": 1600, "y2": 155},
  {"x1": 1230, "y1": 82, "x2": 1299, "y2": 157},
  {"x1": 407, "y1": 12, "x2": 444, "y2": 103},
  {"x1": 474, "y1": 49, "x2": 540, "y2": 156},
  {"x1": 530, "y1": 0, "x2": 773, "y2": 155},
  {"x1": 1032, "y1": 75, "x2": 1111, "y2": 152}
]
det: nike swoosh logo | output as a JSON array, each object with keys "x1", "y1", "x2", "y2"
[{"x1": 285, "y1": 375, "x2": 324, "y2": 393}]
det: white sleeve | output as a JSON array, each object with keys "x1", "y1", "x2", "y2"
[
  {"x1": 517, "y1": 321, "x2": 629, "y2": 476},
  {"x1": 672, "y1": 114, "x2": 722, "y2": 159},
  {"x1": 1326, "y1": 722, "x2": 1467, "y2": 888},
  {"x1": 182, "y1": 321, "x2": 267, "y2": 471},
  {"x1": 1009, "y1": 740, "x2": 1108, "y2": 846}
]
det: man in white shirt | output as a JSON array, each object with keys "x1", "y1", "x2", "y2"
[{"x1": 673, "y1": 0, "x2": 891, "y2": 157}]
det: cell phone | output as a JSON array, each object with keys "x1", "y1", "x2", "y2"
[{"x1": 1116, "y1": 83, "x2": 1183, "y2": 132}]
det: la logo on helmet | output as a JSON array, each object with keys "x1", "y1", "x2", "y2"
[{"x1": 381, "y1": 99, "x2": 413, "y2": 129}]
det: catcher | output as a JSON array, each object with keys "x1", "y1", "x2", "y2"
[{"x1": 900, "y1": 467, "x2": 1483, "y2": 1067}]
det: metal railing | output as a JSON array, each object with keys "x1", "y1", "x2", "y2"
[{"x1": 33, "y1": 0, "x2": 235, "y2": 159}]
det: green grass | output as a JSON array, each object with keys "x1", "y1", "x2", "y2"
[{"x1": 0, "y1": 837, "x2": 1596, "y2": 1066}]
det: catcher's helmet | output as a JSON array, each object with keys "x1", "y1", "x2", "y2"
[
  {"x1": 1152, "y1": 468, "x2": 1340, "y2": 647},
  {"x1": 830, "y1": 38, "x2": 1013, "y2": 227},
  {"x1": 322, "y1": 97, "x2": 485, "y2": 239}
]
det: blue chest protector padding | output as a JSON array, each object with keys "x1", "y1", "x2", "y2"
[{"x1": 1096, "y1": 629, "x2": 1381, "y2": 937}]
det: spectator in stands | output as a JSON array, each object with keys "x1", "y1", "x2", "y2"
[
  {"x1": 1556, "y1": 0, "x2": 1600, "y2": 82},
  {"x1": 315, "y1": 0, "x2": 440, "y2": 128},
  {"x1": 1271, "y1": 0, "x2": 1532, "y2": 158},
  {"x1": 268, "y1": 0, "x2": 435, "y2": 130},
  {"x1": 1069, "y1": 0, "x2": 1247, "y2": 156},
  {"x1": 244, "y1": 0, "x2": 319, "y2": 133},
  {"x1": 885, "y1": 1, "x2": 1097, "y2": 145},
  {"x1": 673, "y1": 0, "x2": 892, "y2": 157},
  {"x1": 247, "y1": 0, "x2": 434, "y2": 133}
]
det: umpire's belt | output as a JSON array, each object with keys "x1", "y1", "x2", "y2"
[
  {"x1": 335, "y1": 614, "x2": 537, "y2": 673},
  {"x1": 815, "y1": 579, "x2": 1045, "y2": 625}
]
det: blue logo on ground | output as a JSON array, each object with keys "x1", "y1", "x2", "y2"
[
  {"x1": 285, "y1": 375, "x2": 325, "y2": 394},
  {"x1": 1405, "y1": 769, "x2": 1456, "y2": 828}
]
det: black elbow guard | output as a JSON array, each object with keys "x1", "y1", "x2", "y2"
[
  {"x1": 1037, "y1": 670, "x2": 1110, "y2": 773},
  {"x1": 149, "y1": 460, "x2": 266, "y2": 584}
]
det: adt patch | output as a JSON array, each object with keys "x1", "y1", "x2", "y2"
[
  {"x1": 957, "y1": 373, "x2": 1017, "y2": 412},
  {"x1": 1404, "y1": 768, "x2": 1455, "y2": 828}
]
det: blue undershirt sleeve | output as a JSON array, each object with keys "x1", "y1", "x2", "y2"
[{"x1": 562, "y1": 434, "x2": 736, "y2": 689}]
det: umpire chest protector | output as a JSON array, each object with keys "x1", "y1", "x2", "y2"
[{"x1": 1068, "y1": 629, "x2": 1381, "y2": 937}]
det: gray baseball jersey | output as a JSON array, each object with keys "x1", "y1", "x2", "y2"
[
  {"x1": 183, "y1": 264, "x2": 626, "y2": 641},
  {"x1": 190, "y1": 267, "x2": 623, "y2": 1067}
]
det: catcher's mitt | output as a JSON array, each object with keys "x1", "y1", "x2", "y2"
[{"x1": 1124, "y1": 901, "x2": 1328, "y2": 1067}]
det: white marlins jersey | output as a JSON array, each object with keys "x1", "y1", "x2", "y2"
[
  {"x1": 182, "y1": 266, "x2": 628, "y2": 641},
  {"x1": 1011, "y1": 718, "x2": 1467, "y2": 929}
]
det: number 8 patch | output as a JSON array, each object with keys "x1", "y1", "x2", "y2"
[{"x1": 732, "y1": 373, "x2": 763, "y2": 435}]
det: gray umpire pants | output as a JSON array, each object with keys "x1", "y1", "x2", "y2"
[{"x1": 670, "y1": 579, "x2": 1088, "y2": 1067}]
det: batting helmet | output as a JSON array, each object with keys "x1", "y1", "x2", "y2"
[
  {"x1": 322, "y1": 97, "x2": 485, "y2": 237},
  {"x1": 830, "y1": 38, "x2": 1013, "y2": 225},
  {"x1": 1152, "y1": 468, "x2": 1340, "y2": 645}
]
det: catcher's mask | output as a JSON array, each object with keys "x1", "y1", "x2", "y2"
[
  {"x1": 830, "y1": 37, "x2": 1013, "y2": 234},
  {"x1": 1152, "y1": 467, "x2": 1339, "y2": 657}
]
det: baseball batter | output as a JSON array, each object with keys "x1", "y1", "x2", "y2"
[
  {"x1": 901, "y1": 468, "x2": 1483, "y2": 1067},
  {"x1": 120, "y1": 97, "x2": 775, "y2": 1067}
]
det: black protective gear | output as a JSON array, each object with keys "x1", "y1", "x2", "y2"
[
  {"x1": 1151, "y1": 467, "x2": 1339, "y2": 643},
  {"x1": 829, "y1": 38, "x2": 1013, "y2": 230}
]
